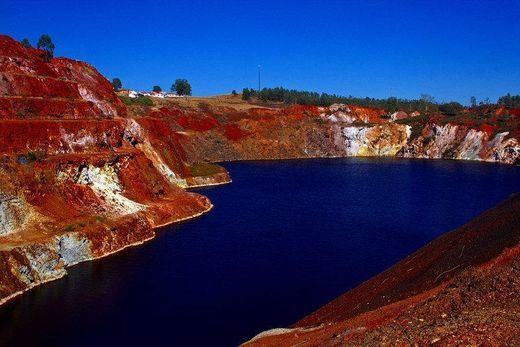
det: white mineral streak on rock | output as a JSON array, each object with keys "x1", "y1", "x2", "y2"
[
  {"x1": 490, "y1": 134, "x2": 520, "y2": 164},
  {"x1": 322, "y1": 104, "x2": 359, "y2": 124},
  {"x1": 456, "y1": 129, "x2": 486, "y2": 161},
  {"x1": 21, "y1": 243, "x2": 65, "y2": 283},
  {"x1": 398, "y1": 123, "x2": 520, "y2": 163},
  {"x1": 125, "y1": 119, "x2": 188, "y2": 188},
  {"x1": 76, "y1": 163, "x2": 145, "y2": 215},
  {"x1": 329, "y1": 104, "x2": 350, "y2": 113},
  {"x1": 338, "y1": 125, "x2": 410, "y2": 156},
  {"x1": 0, "y1": 190, "x2": 37, "y2": 236},
  {"x1": 78, "y1": 84, "x2": 117, "y2": 117},
  {"x1": 58, "y1": 233, "x2": 93, "y2": 266},
  {"x1": 390, "y1": 111, "x2": 408, "y2": 122},
  {"x1": 425, "y1": 124, "x2": 460, "y2": 158},
  {"x1": 59, "y1": 127, "x2": 97, "y2": 152},
  {"x1": 341, "y1": 127, "x2": 370, "y2": 156}
]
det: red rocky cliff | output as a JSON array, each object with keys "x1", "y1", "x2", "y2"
[{"x1": 0, "y1": 35, "x2": 228, "y2": 304}]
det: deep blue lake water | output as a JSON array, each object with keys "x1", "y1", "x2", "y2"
[{"x1": 0, "y1": 158, "x2": 519, "y2": 347}]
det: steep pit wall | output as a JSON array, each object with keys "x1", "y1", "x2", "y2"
[
  {"x1": 0, "y1": 143, "x2": 214, "y2": 305},
  {"x1": 0, "y1": 35, "x2": 224, "y2": 305},
  {"x1": 400, "y1": 122, "x2": 520, "y2": 164},
  {"x1": 162, "y1": 102, "x2": 520, "y2": 165}
]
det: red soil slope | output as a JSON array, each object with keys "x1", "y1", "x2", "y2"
[
  {"x1": 0, "y1": 35, "x2": 228, "y2": 304},
  {"x1": 244, "y1": 194, "x2": 520, "y2": 346}
]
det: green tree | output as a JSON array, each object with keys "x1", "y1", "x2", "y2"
[
  {"x1": 439, "y1": 102, "x2": 464, "y2": 115},
  {"x1": 111, "y1": 78, "x2": 122, "y2": 92},
  {"x1": 37, "y1": 34, "x2": 55, "y2": 62},
  {"x1": 172, "y1": 79, "x2": 192, "y2": 96},
  {"x1": 470, "y1": 96, "x2": 477, "y2": 107},
  {"x1": 242, "y1": 88, "x2": 252, "y2": 100},
  {"x1": 419, "y1": 94, "x2": 436, "y2": 113},
  {"x1": 231, "y1": 90, "x2": 238, "y2": 96},
  {"x1": 153, "y1": 85, "x2": 162, "y2": 92},
  {"x1": 20, "y1": 38, "x2": 32, "y2": 48},
  {"x1": 386, "y1": 97, "x2": 399, "y2": 113},
  {"x1": 498, "y1": 93, "x2": 520, "y2": 108}
]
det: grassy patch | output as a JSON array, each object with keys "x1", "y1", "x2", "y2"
[
  {"x1": 119, "y1": 95, "x2": 154, "y2": 107},
  {"x1": 189, "y1": 162, "x2": 222, "y2": 177}
]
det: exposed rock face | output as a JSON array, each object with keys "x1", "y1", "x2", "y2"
[
  {"x1": 0, "y1": 189, "x2": 35, "y2": 236},
  {"x1": 0, "y1": 35, "x2": 228, "y2": 304},
  {"x1": 166, "y1": 102, "x2": 519, "y2": 165},
  {"x1": 335, "y1": 124, "x2": 411, "y2": 157},
  {"x1": 400, "y1": 123, "x2": 520, "y2": 164}
]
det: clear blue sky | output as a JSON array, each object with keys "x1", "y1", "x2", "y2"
[{"x1": 2, "y1": 0, "x2": 519, "y2": 103}]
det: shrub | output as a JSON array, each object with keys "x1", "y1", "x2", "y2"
[
  {"x1": 439, "y1": 102, "x2": 464, "y2": 116},
  {"x1": 242, "y1": 88, "x2": 257, "y2": 100},
  {"x1": 118, "y1": 95, "x2": 133, "y2": 105},
  {"x1": 118, "y1": 95, "x2": 154, "y2": 106},
  {"x1": 20, "y1": 38, "x2": 32, "y2": 48},
  {"x1": 242, "y1": 88, "x2": 251, "y2": 100}
]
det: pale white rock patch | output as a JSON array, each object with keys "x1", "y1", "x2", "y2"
[
  {"x1": 58, "y1": 233, "x2": 93, "y2": 266},
  {"x1": 75, "y1": 163, "x2": 145, "y2": 215},
  {"x1": 78, "y1": 85, "x2": 117, "y2": 117},
  {"x1": 0, "y1": 190, "x2": 38, "y2": 236}
]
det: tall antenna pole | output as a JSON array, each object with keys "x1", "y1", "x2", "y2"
[{"x1": 258, "y1": 65, "x2": 261, "y2": 92}]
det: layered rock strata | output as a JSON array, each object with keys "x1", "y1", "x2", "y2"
[{"x1": 0, "y1": 35, "x2": 229, "y2": 304}]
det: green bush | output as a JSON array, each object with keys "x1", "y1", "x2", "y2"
[
  {"x1": 118, "y1": 95, "x2": 133, "y2": 105},
  {"x1": 118, "y1": 95, "x2": 154, "y2": 106},
  {"x1": 438, "y1": 102, "x2": 464, "y2": 116},
  {"x1": 133, "y1": 96, "x2": 154, "y2": 106}
]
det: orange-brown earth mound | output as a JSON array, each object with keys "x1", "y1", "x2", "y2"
[{"x1": 244, "y1": 194, "x2": 520, "y2": 346}]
